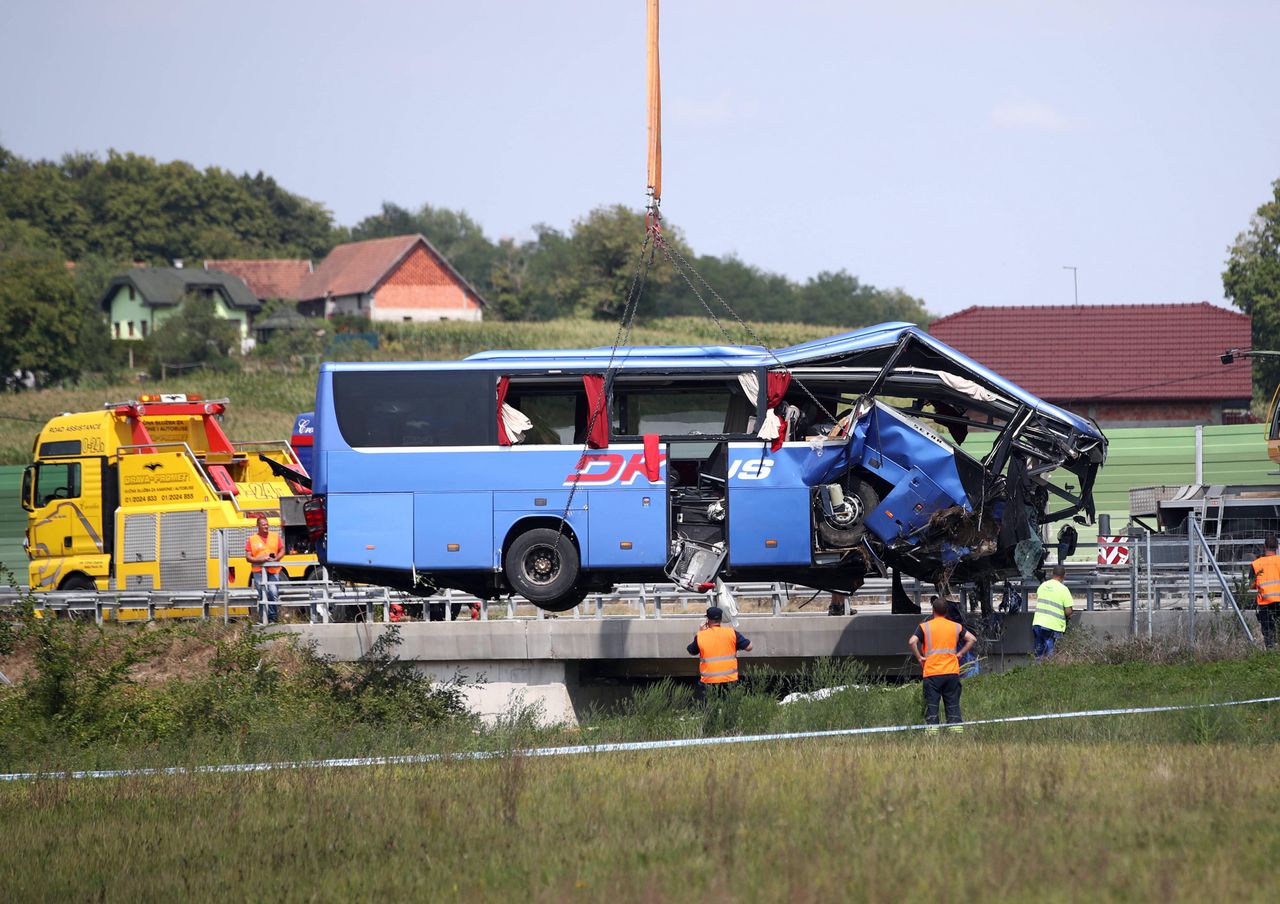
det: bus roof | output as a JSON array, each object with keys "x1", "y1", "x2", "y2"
[{"x1": 318, "y1": 322, "x2": 1103, "y2": 440}]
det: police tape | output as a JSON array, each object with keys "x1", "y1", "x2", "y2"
[{"x1": 4, "y1": 694, "x2": 1279, "y2": 783}]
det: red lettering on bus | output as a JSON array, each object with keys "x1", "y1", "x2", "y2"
[
  {"x1": 619, "y1": 452, "x2": 665, "y2": 485},
  {"x1": 565, "y1": 452, "x2": 665, "y2": 486},
  {"x1": 566, "y1": 453, "x2": 624, "y2": 484}
]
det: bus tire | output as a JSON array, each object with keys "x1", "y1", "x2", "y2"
[
  {"x1": 505, "y1": 528, "x2": 580, "y2": 608},
  {"x1": 817, "y1": 479, "x2": 879, "y2": 548}
]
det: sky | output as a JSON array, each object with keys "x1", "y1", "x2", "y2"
[{"x1": 2, "y1": 0, "x2": 1277, "y2": 316}]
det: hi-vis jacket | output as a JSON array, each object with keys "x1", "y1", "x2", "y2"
[
  {"x1": 246, "y1": 532, "x2": 283, "y2": 575},
  {"x1": 917, "y1": 616, "x2": 962, "y2": 678},
  {"x1": 694, "y1": 625, "x2": 743, "y2": 684},
  {"x1": 1252, "y1": 554, "x2": 1280, "y2": 607},
  {"x1": 1032, "y1": 578, "x2": 1073, "y2": 632}
]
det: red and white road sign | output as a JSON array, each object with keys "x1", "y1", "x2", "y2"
[{"x1": 1097, "y1": 537, "x2": 1130, "y2": 566}]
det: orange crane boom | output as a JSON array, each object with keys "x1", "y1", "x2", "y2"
[{"x1": 646, "y1": 0, "x2": 661, "y2": 206}]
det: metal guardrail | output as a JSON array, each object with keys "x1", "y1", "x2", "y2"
[{"x1": 1, "y1": 537, "x2": 1267, "y2": 630}]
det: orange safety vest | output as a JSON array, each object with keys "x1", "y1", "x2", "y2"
[
  {"x1": 919, "y1": 616, "x2": 962, "y2": 678},
  {"x1": 1253, "y1": 554, "x2": 1280, "y2": 607},
  {"x1": 246, "y1": 532, "x2": 283, "y2": 575},
  {"x1": 696, "y1": 625, "x2": 740, "y2": 684}
]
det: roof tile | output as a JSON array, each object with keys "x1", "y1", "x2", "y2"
[
  {"x1": 928, "y1": 303, "x2": 1252, "y2": 401},
  {"x1": 204, "y1": 259, "x2": 312, "y2": 300},
  {"x1": 297, "y1": 234, "x2": 487, "y2": 307}
]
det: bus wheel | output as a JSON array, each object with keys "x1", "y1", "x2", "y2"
[
  {"x1": 505, "y1": 528, "x2": 580, "y2": 607},
  {"x1": 817, "y1": 480, "x2": 879, "y2": 548}
]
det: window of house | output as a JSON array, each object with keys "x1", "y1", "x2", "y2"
[
  {"x1": 127, "y1": 322, "x2": 135, "y2": 337},
  {"x1": 610, "y1": 377, "x2": 753, "y2": 438},
  {"x1": 113, "y1": 322, "x2": 121, "y2": 339},
  {"x1": 35, "y1": 462, "x2": 81, "y2": 507},
  {"x1": 128, "y1": 286, "x2": 135, "y2": 300},
  {"x1": 141, "y1": 321, "x2": 148, "y2": 338}
]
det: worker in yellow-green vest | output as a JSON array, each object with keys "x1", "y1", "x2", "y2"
[{"x1": 1032, "y1": 563, "x2": 1074, "y2": 658}]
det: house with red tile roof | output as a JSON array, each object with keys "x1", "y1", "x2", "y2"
[
  {"x1": 927, "y1": 303, "x2": 1253, "y2": 427},
  {"x1": 203, "y1": 259, "x2": 312, "y2": 302},
  {"x1": 296, "y1": 234, "x2": 486, "y2": 322}
]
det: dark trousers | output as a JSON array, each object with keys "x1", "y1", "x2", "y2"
[
  {"x1": 694, "y1": 680, "x2": 735, "y2": 705},
  {"x1": 1259, "y1": 604, "x2": 1277, "y2": 649},
  {"x1": 923, "y1": 674, "x2": 963, "y2": 724}
]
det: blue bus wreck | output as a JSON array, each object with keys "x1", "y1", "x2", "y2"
[{"x1": 292, "y1": 322, "x2": 1107, "y2": 611}]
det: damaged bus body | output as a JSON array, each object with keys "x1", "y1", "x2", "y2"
[{"x1": 298, "y1": 322, "x2": 1106, "y2": 611}]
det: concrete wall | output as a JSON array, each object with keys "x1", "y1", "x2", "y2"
[{"x1": 276, "y1": 609, "x2": 1256, "y2": 726}]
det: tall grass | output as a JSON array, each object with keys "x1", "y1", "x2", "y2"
[
  {"x1": 5, "y1": 609, "x2": 1280, "y2": 774},
  {"x1": 1, "y1": 738, "x2": 1277, "y2": 902}
]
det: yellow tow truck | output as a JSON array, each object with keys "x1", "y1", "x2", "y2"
[
  {"x1": 1220, "y1": 347, "x2": 1280, "y2": 469},
  {"x1": 21, "y1": 394, "x2": 316, "y2": 602}
]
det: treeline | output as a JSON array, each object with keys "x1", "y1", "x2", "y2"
[
  {"x1": 0, "y1": 147, "x2": 929, "y2": 386},
  {"x1": 0, "y1": 147, "x2": 334, "y2": 261},
  {"x1": 350, "y1": 202, "x2": 931, "y2": 326}
]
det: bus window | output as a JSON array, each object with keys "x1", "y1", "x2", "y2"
[
  {"x1": 611, "y1": 378, "x2": 751, "y2": 438},
  {"x1": 505, "y1": 385, "x2": 587, "y2": 445},
  {"x1": 36, "y1": 462, "x2": 81, "y2": 507},
  {"x1": 332, "y1": 371, "x2": 496, "y2": 448}
]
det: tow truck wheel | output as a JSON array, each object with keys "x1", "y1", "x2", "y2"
[
  {"x1": 817, "y1": 480, "x2": 879, "y2": 548},
  {"x1": 505, "y1": 528, "x2": 581, "y2": 609},
  {"x1": 60, "y1": 574, "x2": 96, "y2": 592}
]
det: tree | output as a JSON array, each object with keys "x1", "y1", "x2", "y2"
[
  {"x1": 145, "y1": 295, "x2": 240, "y2": 378},
  {"x1": 555, "y1": 205, "x2": 691, "y2": 321},
  {"x1": 0, "y1": 220, "x2": 86, "y2": 387},
  {"x1": 0, "y1": 146, "x2": 341, "y2": 264},
  {"x1": 1224, "y1": 178, "x2": 1280, "y2": 400},
  {"x1": 795, "y1": 271, "x2": 929, "y2": 328}
]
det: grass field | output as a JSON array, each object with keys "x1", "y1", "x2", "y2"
[
  {"x1": 2, "y1": 620, "x2": 1280, "y2": 901},
  {"x1": 0, "y1": 317, "x2": 834, "y2": 465},
  {"x1": 1, "y1": 737, "x2": 1276, "y2": 902}
]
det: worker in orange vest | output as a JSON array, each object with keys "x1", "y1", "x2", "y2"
[
  {"x1": 687, "y1": 606, "x2": 752, "y2": 703},
  {"x1": 245, "y1": 514, "x2": 284, "y2": 623},
  {"x1": 908, "y1": 596, "x2": 977, "y2": 733},
  {"x1": 1251, "y1": 534, "x2": 1280, "y2": 649}
]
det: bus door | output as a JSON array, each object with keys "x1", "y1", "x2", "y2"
[
  {"x1": 583, "y1": 447, "x2": 667, "y2": 568},
  {"x1": 665, "y1": 440, "x2": 729, "y2": 586}
]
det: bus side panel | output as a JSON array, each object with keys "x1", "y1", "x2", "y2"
[
  {"x1": 326, "y1": 493, "x2": 414, "y2": 569},
  {"x1": 414, "y1": 492, "x2": 493, "y2": 569},
  {"x1": 492, "y1": 505, "x2": 590, "y2": 570},
  {"x1": 727, "y1": 487, "x2": 811, "y2": 566},
  {"x1": 587, "y1": 489, "x2": 666, "y2": 567}
]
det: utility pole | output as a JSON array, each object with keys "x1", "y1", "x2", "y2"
[{"x1": 1062, "y1": 266, "x2": 1078, "y2": 305}]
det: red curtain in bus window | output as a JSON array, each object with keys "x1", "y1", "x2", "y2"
[
  {"x1": 583, "y1": 374, "x2": 608, "y2": 449},
  {"x1": 496, "y1": 376, "x2": 512, "y2": 446},
  {"x1": 765, "y1": 371, "x2": 792, "y2": 452},
  {"x1": 643, "y1": 433, "x2": 661, "y2": 481}
]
